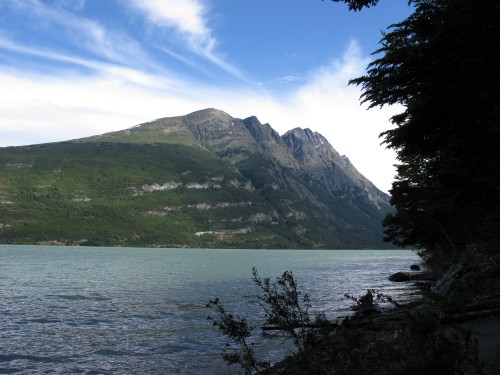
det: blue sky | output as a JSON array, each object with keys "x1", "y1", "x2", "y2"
[{"x1": 0, "y1": 0, "x2": 413, "y2": 192}]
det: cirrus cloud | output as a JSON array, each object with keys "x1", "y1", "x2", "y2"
[{"x1": 128, "y1": 0, "x2": 243, "y2": 79}]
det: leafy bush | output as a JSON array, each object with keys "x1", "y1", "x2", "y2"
[{"x1": 207, "y1": 269, "x2": 484, "y2": 375}]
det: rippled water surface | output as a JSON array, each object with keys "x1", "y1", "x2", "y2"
[{"x1": 0, "y1": 246, "x2": 420, "y2": 374}]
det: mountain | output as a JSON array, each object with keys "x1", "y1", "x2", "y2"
[{"x1": 0, "y1": 108, "x2": 393, "y2": 249}]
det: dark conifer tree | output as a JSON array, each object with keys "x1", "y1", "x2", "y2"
[{"x1": 334, "y1": 0, "x2": 500, "y2": 260}]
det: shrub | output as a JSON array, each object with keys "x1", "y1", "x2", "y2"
[{"x1": 207, "y1": 269, "x2": 484, "y2": 375}]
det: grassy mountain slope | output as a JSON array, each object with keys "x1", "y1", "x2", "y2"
[
  {"x1": 0, "y1": 142, "x2": 306, "y2": 248},
  {"x1": 0, "y1": 109, "x2": 393, "y2": 248}
]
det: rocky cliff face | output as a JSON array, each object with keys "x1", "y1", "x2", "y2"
[
  {"x1": 177, "y1": 109, "x2": 390, "y2": 206},
  {"x1": 281, "y1": 128, "x2": 389, "y2": 207}
]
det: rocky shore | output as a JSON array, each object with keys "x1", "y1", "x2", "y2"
[
  {"x1": 270, "y1": 263, "x2": 500, "y2": 375},
  {"x1": 392, "y1": 263, "x2": 500, "y2": 374}
]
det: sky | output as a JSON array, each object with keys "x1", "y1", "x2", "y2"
[{"x1": 0, "y1": 0, "x2": 414, "y2": 193}]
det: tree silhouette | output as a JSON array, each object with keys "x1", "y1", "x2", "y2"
[{"x1": 334, "y1": 0, "x2": 500, "y2": 261}]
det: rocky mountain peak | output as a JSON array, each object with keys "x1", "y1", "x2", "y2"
[
  {"x1": 285, "y1": 127, "x2": 316, "y2": 141},
  {"x1": 174, "y1": 109, "x2": 390, "y2": 206},
  {"x1": 242, "y1": 116, "x2": 279, "y2": 140},
  {"x1": 282, "y1": 128, "x2": 340, "y2": 165},
  {"x1": 184, "y1": 108, "x2": 233, "y2": 123},
  {"x1": 282, "y1": 125, "x2": 389, "y2": 206}
]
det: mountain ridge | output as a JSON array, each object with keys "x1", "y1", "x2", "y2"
[{"x1": 0, "y1": 108, "x2": 393, "y2": 248}]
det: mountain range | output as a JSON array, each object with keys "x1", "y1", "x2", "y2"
[{"x1": 0, "y1": 108, "x2": 393, "y2": 248}]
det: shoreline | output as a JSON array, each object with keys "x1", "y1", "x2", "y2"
[{"x1": 268, "y1": 263, "x2": 500, "y2": 374}]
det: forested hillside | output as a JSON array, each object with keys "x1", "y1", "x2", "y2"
[{"x1": 0, "y1": 109, "x2": 393, "y2": 248}]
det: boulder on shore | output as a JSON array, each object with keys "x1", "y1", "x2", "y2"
[{"x1": 388, "y1": 272, "x2": 411, "y2": 282}]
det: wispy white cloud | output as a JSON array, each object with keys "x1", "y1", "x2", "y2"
[
  {"x1": 1, "y1": 0, "x2": 243, "y2": 81},
  {"x1": 268, "y1": 75, "x2": 303, "y2": 87},
  {"x1": 1, "y1": 0, "x2": 163, "y2": 74},
  {"x1": 130, "y1": 0, "x2": 213, "y2": 46},
  {"x1": 128, "y1": 0, "x2": 244, "y2": 79},
  {"x1": 4, "y1": 0, "x2": 104, "y2": 48},
  {"x1": 0, "y1": 35, "x2": 184, "y2": 92},
  {"x1": 0, "y1": 35, "x2": 101, "y2": 70},
  {"x1": 55, "y1": 0, "x2": 86, "y2": 11}
]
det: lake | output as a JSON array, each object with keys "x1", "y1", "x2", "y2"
[{"x1": 0, "y1": 246, "x2": 420, "y2": 374}]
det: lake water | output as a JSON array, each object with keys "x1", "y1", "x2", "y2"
[{"x1": 0, "y1": 246, "x2": 420, "y2": 374}]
